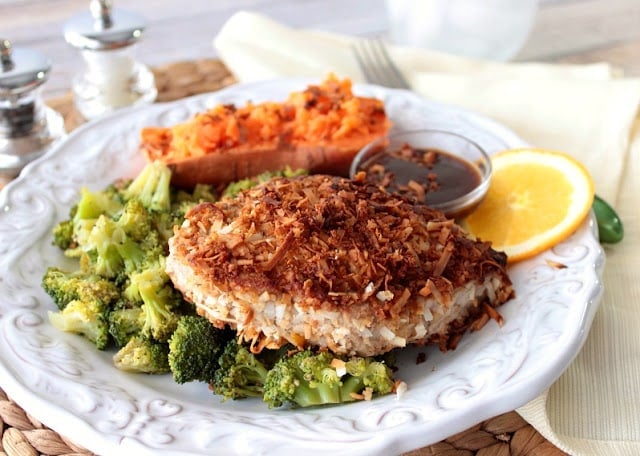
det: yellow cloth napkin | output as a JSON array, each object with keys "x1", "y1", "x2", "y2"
[{"x1": 214, "y1": 11, "x2": 640, "y2": 455}]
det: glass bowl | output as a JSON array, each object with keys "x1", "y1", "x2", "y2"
[{"x1": 349, "y1": 129, "x2": 492, "y2": 219}]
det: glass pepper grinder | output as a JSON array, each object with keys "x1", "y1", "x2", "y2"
[
  {"x1": 0, "y1": 39, "x2": 66, "y2": 184},
  {"x1": 63, "y1": 0, "x2": 157, "y2": 120}
]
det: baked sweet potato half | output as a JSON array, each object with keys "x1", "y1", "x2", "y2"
[{"x1": 140, "y1": 75, "x2": 391, "y2": 188}]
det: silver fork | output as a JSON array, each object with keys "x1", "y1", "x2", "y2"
[{"x1": 351, "y1": 37, "x2": 411, "y2": 89}]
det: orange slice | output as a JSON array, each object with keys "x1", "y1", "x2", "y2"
[{"x1": 463, "y1": 148, "x2": 595, "y2": 263}]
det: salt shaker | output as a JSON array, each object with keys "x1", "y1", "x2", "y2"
[
  {"x1": 0, "y1": 39, "x2": 66, "y2": 184},
  {"x1": 63, "y1": 0, "x2": 157, "y2": 120}
]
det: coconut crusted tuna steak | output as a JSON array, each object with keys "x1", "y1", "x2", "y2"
[{"x1": 166, "y1": 174, "x2": 514, "y2": 357}]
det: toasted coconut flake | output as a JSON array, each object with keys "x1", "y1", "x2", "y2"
[
  {"x1": 391, "y1": 288, "x2": 412, "y2": 315},
  {"x1": 433, "y1": 242, "x2": 454, "y2": 277},
  {"x1": 483, "y1": 303, "x2": 504, "y2": 326},
  {"x1": 394, "y1": 380, "x2": 408, "y2": 399},
  {"x1": 425, "y1": 279, "x2": 447, "y2": 307},
  {"x1": 448, "y1": 332, "x2": 463, "y2": 351},
  {"x1": 262, "y1": 230, "x2": 295, "y2": 271},
  {"x1": 376, "y1": 290, "x2": 394, "y2": 302},
  {"x1": 364, "y1": 281, "x2": 375, "y2": 296},
  {"x1": 469, "y1": 312, "x2": 490, "y2": 331},
  {"x1": 406, "y1": 180, "x2": 426, "y2": 202},
  {"x1": 379, "y1": 326, "x2": 396, "y2": 341},
  {"x1": 546, "y1": 259, "x2": 568, "y2": 269},
  {"x1": 331, "y1": 358, "x2": 347, "y2": 377}
]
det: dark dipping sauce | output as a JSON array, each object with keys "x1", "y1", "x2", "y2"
[{"x1": 358, "y1": 143, "x2": 482, "y2": 215}]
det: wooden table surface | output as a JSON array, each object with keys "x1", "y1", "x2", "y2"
[{"x1": 2, "y1": 0, "x2": 640, "y2": 99}]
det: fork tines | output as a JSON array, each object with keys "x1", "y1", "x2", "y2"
[{"x1": 352, "y1": 37, "x2": 411, "y2": 89}]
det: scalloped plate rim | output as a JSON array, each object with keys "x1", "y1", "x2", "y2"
[{"x1": 0, "y1": 78, "x2": 604, "y2": 456}]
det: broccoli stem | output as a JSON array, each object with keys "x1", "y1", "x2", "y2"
[
  {"x1": 75, "y1": 188, "x2": 122, "y2": 220},
  {"x1": 139, "y1": 283, "x2": 179, "y2": 341},
  {"x1": 294, "y1": 383, "x2": 341, "y2": 407},
  {"x1": 123, "y1": 161, "x2": 172, "y2": 212},
  {"x1": 236, "y1": 362, "x2": 269, "y2": 397}
]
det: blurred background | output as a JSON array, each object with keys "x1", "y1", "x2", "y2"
[{"x1": 2, "y1": 0, "x2": 640, "y2": 98}]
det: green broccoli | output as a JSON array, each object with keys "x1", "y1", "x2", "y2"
[
  {"x1": 52, "y1": 219, "x2": 75, "y2": 250},
  {"x1": 122, "y1": 160, "x2": 172, "y2": 212},
  {"x1": 211, "y1": 339, "x2": 271, "y2": 400},
  {"x1": 51, "y1": 184, "x2": 120, "y2": 253},
  {"x1": 74, "y1": 186, "x2": 124, "y2": 221},
  {"x1": 263, "y1": 350, "x2": 395, "y2": 408},
  {"x1": 65, "y1": 218, "x2": 98, "y2": 259},
  {"x1": 42, "y1": 267, "x2": 120, "y2": 311},
  {"x1": 53, "y1": 162, "x2": 167, "y2": 256},
  {"x1": 108, "y1": 305, "x2": 144, "y2": 347},
  {"x1": 81, "y1": 215, "x2": 148, "y2": 279},
  {"x1": 117, "y1": 199, "x2": 155, "y2": 242},
  {"x1": 344, "y1": 356, "x2": 396, "y2": 395},
  {"x1": 173, "y1": 183, "x2": 219, "y2": 210},
  {"x1": 188, "y1": 183, "x2": 219, "y2": 203},
  {"x1": 149, "y1": 210, "x2": 181, "y2": 247},
  {"x1": 124, "y1": 258, "x2": 186, "y2": 342},
  {"x1": 113, "y1": 336, "x2": 170, "y2": 374},
  {"x1": 51, "y1": 162, "x2": 213, "y2": 269},
  {"x1": 43, "y1": 161, "x2": 216, "y2": 369},
  {"x1": 222, "y1": 167, "x2": 308, "y2": 198},
  {"x1": 168, "y1": 315, "x2": 235, "y2": 384},
  {"x1": 48, "y1": 299, "x2": 111, "y2": 350}
]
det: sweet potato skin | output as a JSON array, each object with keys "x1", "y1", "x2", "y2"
[
  {"x1": 162, "y1": 142, "x2": 371, "y2": 188},
  {"x1": 139, "y1": 76, "x2": 391, "y2": 188}
]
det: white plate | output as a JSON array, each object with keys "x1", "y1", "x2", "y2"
[{"x1": 0, "y1": 79, "x2": 604, "y2": 456}]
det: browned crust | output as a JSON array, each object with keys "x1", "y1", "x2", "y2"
[{"x1": 169, "y1": 174, "x2": 513, "y2": 322}]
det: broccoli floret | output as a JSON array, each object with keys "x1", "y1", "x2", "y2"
[
  {"x1": 122, "y1": 161, "x2": 172, "y2": 212},
  {"x1": 263, "y1": 350, "x2": 395, "y2": 408},
  {"x1": 115, "y1": 201, "x2": 166, "y2": 262},
  {"x1": 150, "y1": 210, "x2": 182, "y2": 246},
  {"x1": 168, "y1": 315, "x2": 235, "y2": 384},
  {"x1": 344, "y1": 356, "x2": 395, "y2": 395},
  {"x1": 82, "y1": 215, "x2": 122, "y2": 277},
  {"x1": 42, "y1": 267, "x2": 120, "y2": 311},
  {"x1": 81, "y1": 215, "x2": 137, "y2": 279},
  {"x1": 173, "y1": 183, "x2": 218, "y2": 208},
  {"x1": 48, "y1": 299, "x2": 110, "y2": 350},
  {"x1": 263, "y1": 350, "x2": 340, "y2": 408},
  {"x1": 74, "y1": 186, "x2": 124, "y2": 221},
  {"x1": 117, "y1": 199, "x2": 155, "y2": 242},
  {"x1": 190, "y1": 183, "x2": 219, "y2": 202},
  {"x1": 79, "y1": 212, "x2": 160, "y2": 280},
  {"x1": 52, "y1": 219, "x2": 75, "y2": 250},
  {"x1": 66, "y1": 219, "x2": 98, "y2": 259},
  {"x1": 124, "y1": 258, "x2": 185, "y2": 342},
  {"x1": 52, "y1": 186, "x2": 122, "y2": 254},
  {"x1": 108, "y1": 305, "x2": 144, "y2": 347},
  {"x1": 211, "y1": 339, "x2": 271, "y2": 400},
  {"x1": 223, "y1": 167, "x2": 307, "y2": 198},
  {"x1": 113, "y1": 336, "x2": 170, "y2": 374},
  {"x1": 44, "y1": 161, "x2": 211, "y2": 372}
]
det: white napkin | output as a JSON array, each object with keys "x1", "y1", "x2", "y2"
[
  {"x1": 214, "y1": 11, "x2": 640, "y2": 455},
  {"x1": 215, "y1": 11, "x2": 640, "y2": 202}
]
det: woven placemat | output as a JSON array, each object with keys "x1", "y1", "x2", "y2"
[{"x1": 0, "y1": 59, "x2": 567, "y2": 456}]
